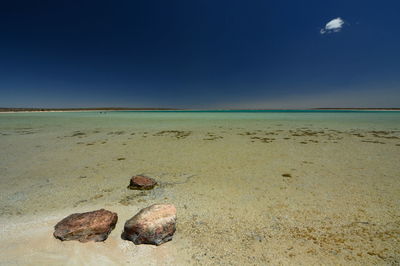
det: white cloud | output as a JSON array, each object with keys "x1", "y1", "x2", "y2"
[{"x1": 320, "y1": 17, "x2": 344, "y2": 34}]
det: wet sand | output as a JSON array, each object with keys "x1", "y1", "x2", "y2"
[{"x1": 0, "y1": 111, "x2": 399, "y2": 265}]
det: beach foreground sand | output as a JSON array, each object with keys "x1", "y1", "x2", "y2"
[{"x1": 0, "y1": 111, "x2": 399, "y2": 265}]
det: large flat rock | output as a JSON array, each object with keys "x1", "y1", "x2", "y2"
[
  {"x1": 122, "y1": 204, "x2": 176, "y2": 245},
  {"x1": 53, "y1": 209, "x2": 118, "y2": 242}
]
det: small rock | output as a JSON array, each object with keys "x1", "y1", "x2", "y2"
[
  {"x1": 54, "y1": 209, "x2": 118, "y2": 242},
  {"x1": 122, "y1": 204, "x2": 176, "y2": 245},
  {"x1": 128, "y1": 175, "x2": 157, "y2": 190}
]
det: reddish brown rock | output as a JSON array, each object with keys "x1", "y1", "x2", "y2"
[
  {"x1": 53, "y1": 209, "x2": 118, "y2": 242},
  {"x1": 128, "y1": 175, "x2": 157, "y2": 190},
  {"x1": 121, "y1": 204, "x2": 176, "y2": 245}
]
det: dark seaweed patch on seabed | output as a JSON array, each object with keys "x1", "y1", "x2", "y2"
[
  {"x1": 250, "y1": 136, "x2": 275, "y2": 143},
  {"x1": 352, "y1": 133, "x2": 366, "y2": 138},
  {"x1": 368, "y1": 130, "x2": 400, "y2": 139},
  {"x1": 69, "y1": 131, "x2": 86, "y2": 137},
  {"x1": 361, "y1": 140, "x2": 386, "y2": 144},
  {"x1": 264, "y1": 131, "x2": 278, "y2": 135},
  {"x1": 203, "y1": 132, "x2": 223, "y2": 141},
  {"x1": 153, "y1": 130, "x2": 192, "y2": 139},
  {"x1": 17, "y1": 130, "x2": 37, "y2": 135},
  {"x1": 288, "y1": 129, "x2": 344, "y2": 142},
  {"x1": 238, "y1": 131, "x2": 258, "y2": 136},
  {"x1": 0, "y1": 128, "x2": 39, "y2": 135},
  {"x1": 107, "y1": 131, "x2": 125, "y2": 135},
  {"x1": 237, "y1": 128, "x2": 348, "y2": 144}
]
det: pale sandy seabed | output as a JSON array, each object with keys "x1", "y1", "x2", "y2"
[{"x1": 0, "y1": 111, "x2": 399, "y2": 265}]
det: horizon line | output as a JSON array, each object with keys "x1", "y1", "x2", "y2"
[{"x1": 1, "y1": 107, "x2": 400, "y2": 112}]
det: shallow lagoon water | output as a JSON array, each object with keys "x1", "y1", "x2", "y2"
[{"x1": 0, "y1": 111, "x2": 399, "y2": 265}]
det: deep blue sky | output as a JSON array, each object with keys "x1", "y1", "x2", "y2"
[{"x1": 0, "y1": 0, "x2": 399, "y2": 108}]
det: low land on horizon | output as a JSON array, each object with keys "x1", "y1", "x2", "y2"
[
  {"x1": 1, "y1": 107, "x2": 400, "y2": 112},
  {"x1": 0, "y1": 107, "x2": 181, "y2": 112}
]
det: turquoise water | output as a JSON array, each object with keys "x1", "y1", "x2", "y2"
[{"x1": 1, "y1": 110, "x2": 400, "y2": 131}]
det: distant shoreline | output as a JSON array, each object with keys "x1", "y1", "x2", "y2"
[
  {"x1": 0, "y1": 108, "x2": 181, "y2": 113},
  {"x1": 312, "y1": 108, "x2": 400, "y2": 111},
  {"x1": 0, "y1": 107, "x2": 399, "y2": 113}
]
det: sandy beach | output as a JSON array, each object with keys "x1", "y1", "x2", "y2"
[{"x1": 0, "y1": 111, "x2": 399, "y2": 265}]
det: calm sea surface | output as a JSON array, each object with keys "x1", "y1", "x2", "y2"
[
  {"x1": 1, "y1": 110, "x2": 400, "y2": 131},
  {"x1": 0, "y1": 110, "x2": 399, "y2": 265}
]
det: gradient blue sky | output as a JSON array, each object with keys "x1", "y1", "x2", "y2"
[{"x1": 0, "y1": 0, "x2": 399, "y2": 108}]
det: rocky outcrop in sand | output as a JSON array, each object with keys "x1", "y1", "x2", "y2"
[
  {"x1": 128, "y1": 175, "x2": 157, "y2": 190},
  {"x1": 121, "y1": 204, "x2": 176, "y2": 245},
  {"x1": 53, "y1": 209, "x2": 118, "y2": 242}
]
